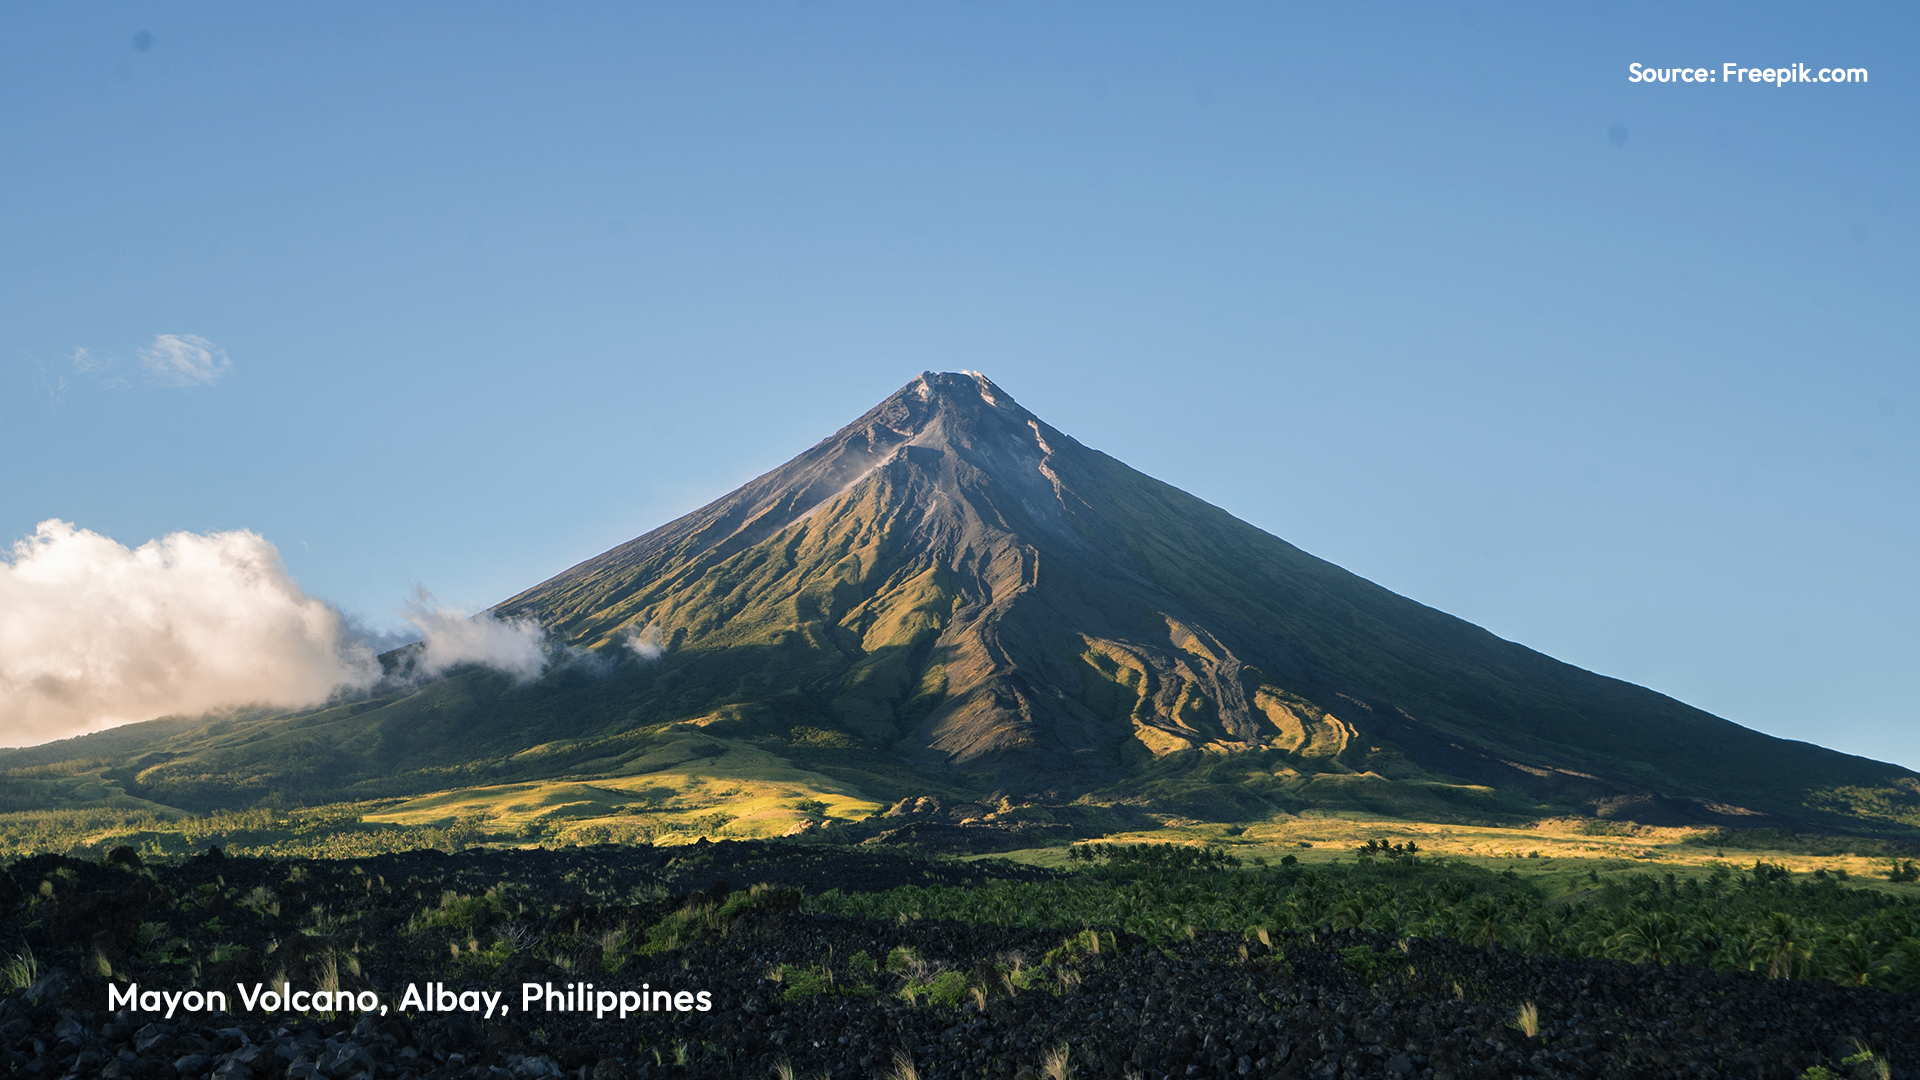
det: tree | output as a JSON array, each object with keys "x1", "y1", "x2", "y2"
[
  {"x1": 1749, "y1": 912, "x2": 1814, "y2": 979},
  {"x1": 1820, "y1": 932, "x2": 1888, "y2": 987}
]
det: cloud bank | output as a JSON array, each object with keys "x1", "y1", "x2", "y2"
[
  {"x1": 138, "y1": 334, "x2": 231, "y2": 386},
  {"x1": 0, "y1": 522, "x2": 571, "y2": 748},
  {"x1": 0, "y1": 520, "x2": 381, "y2": 747}
]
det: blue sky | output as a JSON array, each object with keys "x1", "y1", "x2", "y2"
[{"x1": 3, "y1": 4, "x2": 1915, "y2": 766}]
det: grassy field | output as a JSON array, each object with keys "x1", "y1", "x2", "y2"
[
  {"x1": 360, "y1": 742, "x2": 883, "y2": 841},
  {"x1": 973, "y1": 815, "x2": 1920, "y2": 900},
  {"x1": 5, "y1": 783, "x2": 1918, "y2": 907},
  {"x1": 0, "y1": 763, "x2": 885, "y2": 861},
  {"x1": 1006, "y1": 810, "x2": 1920, "y2": 887}
]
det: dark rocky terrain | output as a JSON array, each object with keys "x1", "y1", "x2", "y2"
[{"x1": 4, "y1": 844, "x2": 1916, "y2": 1080}]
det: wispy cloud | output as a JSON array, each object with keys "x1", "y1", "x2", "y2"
[
  {"x1": 0, "y1": 520, "x2": 382, "y2": 748},
  {"x1": 626, "y1": 623, "x2": 666, "y2": 660},
  {"x1": 139, "y1": 333, "x2": 231, "y2": 386},
  {"x1": 400, "y1": 589, "x2": 551, "y2": 683}
]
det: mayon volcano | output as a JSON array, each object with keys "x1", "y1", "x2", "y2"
[{"x1": 8, "y1": 372, "x2": 1917, "y2": 834}]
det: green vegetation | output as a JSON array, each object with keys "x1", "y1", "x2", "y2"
[
  {"x1": 808, "y1": 857, "x2": 1920, "y2": 991},
  {"x1": 1, "y1": 947, "x2": 38, "y2": 990},
  {"x1": 629, "y1": 883, "x2": 799, "y2": 958},
  {"x1": 1068, "y1": 842, "x2": 1242, "y2": 870},
  {"x1": 1801, "y1": 1042, "x2": 1894, "y2": 1080},
  {"x1": 1339, "y1": 943, "x2": 1396, "y2": 980},
  {"x1": 0, "y1": 805, "x2": 498, "y2": 862},
  {"x1": 771, "y1": 959, "x2": 877, "y2": 1003}
]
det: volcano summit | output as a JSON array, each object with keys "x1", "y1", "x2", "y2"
[{"x1": 9, "y1": 372, "x2": 1917, "y2": 833}]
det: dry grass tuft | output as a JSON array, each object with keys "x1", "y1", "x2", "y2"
[
  {"x1": 1513, "y1": 1001, "x2": 1540, "y2": 1038},
  {"x1": 1042, "y1": 1041, "x2": 1072, "y2": 1080}
]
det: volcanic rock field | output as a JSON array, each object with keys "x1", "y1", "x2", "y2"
[{"x1": 3, "y1": 842, "x2": 1915, "y2": 1080}]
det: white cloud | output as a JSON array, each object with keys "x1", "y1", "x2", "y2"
[
  {"x1": 0, "y1": 520, "x2": 381, "y2": 748},
  {"x1": 138, "y1": 334, "x2": 231, "y2": 386},
  {"x1": 626, "y1": 623, "x2": 665, "y2": 661},
  {"x1": 401, "y1": 589, "x2": 550, "y2": 683},
  {"x1": 70, "y1": 347, "x2": 107, "y2": 373}
]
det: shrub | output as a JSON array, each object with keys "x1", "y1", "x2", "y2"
[
  {"x1": 778, "y1": 964, "x2": 831, "y2": 1002},
  {"x1": 900, "y1": 969, "x2": 968, "y2": 1006},
  {"x1": 1339, "y1": 945, "x2": 1393, "y2": 981}
]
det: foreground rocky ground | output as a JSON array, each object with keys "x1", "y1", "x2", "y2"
[{"x1": 2, "y1": 843, "x2": 1915, "y2": 1080}]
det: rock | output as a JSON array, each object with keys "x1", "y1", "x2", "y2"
[
  {"x1": 22, "y1": 970, "x2": 75, "y2": 1008},
  {"x1": 316, "y1": 1042, "x2": 371, "y2": 1074},
  {"x1": 215, "y1": 1044, "x2": 271, "y2": 1077}
]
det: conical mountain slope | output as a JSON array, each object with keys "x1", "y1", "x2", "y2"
[
  {"x1": 7, "y1": 372, "x2": 1914, "y2": 832},
  {"x1": 483, "y1": 371, "x2": 1911, "y2": 824}
]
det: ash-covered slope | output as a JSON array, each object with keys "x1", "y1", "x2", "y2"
[{"x1": 486, "y1": 371, "x2": 1912, "y2": 824}]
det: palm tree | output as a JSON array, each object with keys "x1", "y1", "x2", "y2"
[
  {"x1": 1513, "y1": 909, "x2": 1563, "y2": 955},
  {"x1": 1884, "y1": 939, "x2": 1920, "y2": 994},
  {"x1": 1609, "y1": 912, "x2": 1683, "y2": 966},
  {"x1": 1325, "y1": 896, "x2": 1367, "y2": 932},
  {"x1": 1457, "y1": 893, "x2": 1507, "y2": 949},
  {"x1": 1819, "y1": 932, "x2": 1889, "y2": 987},
  {"x1": 1700, "y1": 917, "x2": 1749, "y2": 970},
  {"x1": 1363, "y1": 899, "x2": 1404, "y2": 937},
  {"x1": 1748, "y1": 912, "x2": 1813, "y2": 980}
]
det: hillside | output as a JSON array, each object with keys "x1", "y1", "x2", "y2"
[{"x1": 4, "y1": 372, "x2": 1916, "y2": 836}]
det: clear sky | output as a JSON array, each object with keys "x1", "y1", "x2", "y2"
[{"x1": 3, "y1": 4, "x2": 1915, "y2": 766}]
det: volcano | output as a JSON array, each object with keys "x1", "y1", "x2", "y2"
[
  {"x1": 9, "y1": 372, "x2": 1917, "y2": 831},
  {"x1": 478, "y1": 371, "x2": 1907, "y2": 825}
]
